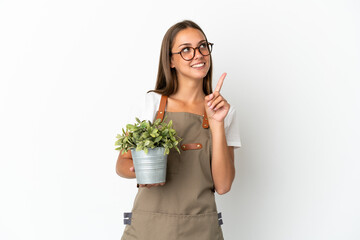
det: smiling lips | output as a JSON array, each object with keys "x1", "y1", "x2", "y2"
[{"x1": 191, "y1": 62, "x2": 205, "y2": 68}]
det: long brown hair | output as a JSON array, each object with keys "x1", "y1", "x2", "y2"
[{"x1": 147, "y1": 20, "x2": 213, "y2": 96}]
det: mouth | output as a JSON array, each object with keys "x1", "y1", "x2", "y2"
[{"x1": 191, "y1": 62, "x2": 205, "y2": 68}]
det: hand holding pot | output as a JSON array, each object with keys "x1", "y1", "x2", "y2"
[{"x1": 130, "y1": 166, "x2": 166, "y2": 188}]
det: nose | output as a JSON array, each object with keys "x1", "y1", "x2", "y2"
[{"x1": 193, "y1": 47, "x2": 203, "y2": 60}]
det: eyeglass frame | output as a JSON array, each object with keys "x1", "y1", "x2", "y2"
[{"x1": 170, "y1": 42, "x2": 214, "y2": 61}]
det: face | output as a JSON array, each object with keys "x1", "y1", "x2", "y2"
[{"x1": 170, "y1": 28, "x2": 211, "y2": 81}]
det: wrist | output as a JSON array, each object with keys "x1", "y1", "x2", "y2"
[{"x1": 209, "y1": 120, "x2": 224, "y2": 131}]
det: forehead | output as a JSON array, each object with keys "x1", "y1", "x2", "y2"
[{"x1": 172, "y1": 28, "x2": 206, "y2": 47}]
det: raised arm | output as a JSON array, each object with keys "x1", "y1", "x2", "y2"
[{"x1": 204, "y1": 73, "x2": 236, "y2": 195}]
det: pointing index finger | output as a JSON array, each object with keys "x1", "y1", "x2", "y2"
[{"x1": 214, "y1": 72, "x2": 227, "y2": 92}]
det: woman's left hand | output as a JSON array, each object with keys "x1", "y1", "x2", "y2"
[{"x1": 204, "y1": 73, "x2": 230, "y2": 122}]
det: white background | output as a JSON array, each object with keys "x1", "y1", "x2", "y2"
[{"x1": 1, "y1": 0, "x2": 359, "y2": 239}]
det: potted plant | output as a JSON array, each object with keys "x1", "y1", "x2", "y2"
[{"x1": 115, "y1": 116, "x2": 182, "y2": 184}]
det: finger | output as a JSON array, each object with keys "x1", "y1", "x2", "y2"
[
  {"x1": 207, "y1": 92, "x2": 220, "y2": 107},
  {"x1": 214, "y1": 72, "x2": 227, "y2": 92},
  {"x1": 210, "y1": 97, "x2": 224, "y2": 110},
  {"x1": 213, "y1": 100, "x2": 226, "y2": 111},
  {"x1": 205, "y1": 93, "x2": 214, "y2": 101},
  {"x1": 208, "y1": 93, "x2": 222, "y2": 108},
  {"x1": 129, "y1": 166, "x2": 135, "y2": 172}
]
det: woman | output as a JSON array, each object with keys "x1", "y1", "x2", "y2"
[{"x1": 116, "y1": 20, "x2": 241, "y2": 240}]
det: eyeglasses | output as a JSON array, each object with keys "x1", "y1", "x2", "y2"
[{"x1": 171, "y1": 42, "x2": 214, "y2": 61}]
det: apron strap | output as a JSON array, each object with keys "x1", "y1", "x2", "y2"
[
  {"x1": 156, "y1": 95, "x2": 168, "y2": 121},
  {"x1": 202, "y1": 111, "x2": 209, "y2": 129},
  {"x1": 156, "y1": 95, "x2": 209, "y2": 129}
]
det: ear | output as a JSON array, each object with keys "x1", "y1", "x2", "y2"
[{"x1": 170, "y1": 56, "x2": 175, "y2": 69}]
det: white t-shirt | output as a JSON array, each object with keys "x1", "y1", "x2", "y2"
[{"x1": 137, "y1": 91, "x2": 242, "y2": 150}]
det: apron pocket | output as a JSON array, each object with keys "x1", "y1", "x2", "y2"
[
  {"x1": 177, "y1": 211, "x2": 223, "y2": 240},
  {"x1": 121, "y1": 210, "x2": 223, "y2": 240},
  {"x1": 122, "y1": 210, "x2": 178, "y2": 240}
]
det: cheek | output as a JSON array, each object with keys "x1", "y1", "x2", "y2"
[
  {"x1": 206, "y1": 58, "x2": 211, "y2": 69},
  {"x1": 177, "y1": 60, "x2": 189, "y2": 70},
  {"x1": 172, "y1": 57, "x2": 186, "y2": 69}
]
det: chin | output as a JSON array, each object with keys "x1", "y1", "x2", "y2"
[
  {"x1": 190, "y1": 69, "x2": 209, "y2": 79},
  {"x1": 194, "y1": 71, "x2": 209, "y2": 80},
  {"x1": 189, "y1": 74, "x2": 206, "y2": 80}
]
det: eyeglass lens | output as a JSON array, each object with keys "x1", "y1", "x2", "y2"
[{"x1": 181, "y1": 43, "x2": 212, "y2": 60}]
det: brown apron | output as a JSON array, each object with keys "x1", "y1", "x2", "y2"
[{"x1": 121, "y1": 95, "x2": 224, "y2": 240}]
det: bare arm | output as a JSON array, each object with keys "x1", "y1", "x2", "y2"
[
  {"x1": 210, "y1": 121, "x2": 235, "y2": 195},
  {"x1": 115, "y1": 150, "x2": 136, "y2": 178}
]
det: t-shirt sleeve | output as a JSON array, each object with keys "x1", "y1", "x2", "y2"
[
  {"x1": 138, "y1": 92, "x2": 160, "y2": 123},
  {"x1": 224, "y1": 105, "x2": 242, "y2": 150}
]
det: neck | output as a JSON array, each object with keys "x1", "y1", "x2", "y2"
[{"x1": 171, "y1": 75, "x2": 205, "y2": 103}]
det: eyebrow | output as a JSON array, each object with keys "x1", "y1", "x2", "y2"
[{"x1": 178, "y1": 40, "x2": 207, "y2": 48}]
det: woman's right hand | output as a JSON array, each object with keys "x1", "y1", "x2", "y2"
[{"x1": 130, "y1": 166, "x2": 166, "y2": 188}]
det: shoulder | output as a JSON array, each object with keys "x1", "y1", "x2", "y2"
[
  {"x1": 143, "y1": 91, "x2": 162, "y2": 109},
  {"x1": 139, "y1": 91, "x2": 162, "y2": 122}
]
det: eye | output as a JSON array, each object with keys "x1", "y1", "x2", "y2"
[
  {"x1": 199, "y1": 43, "x2": 207, "y2": 49},
  {"x1": 181, "y1": 47, "x2": 190, "y2": 53}
]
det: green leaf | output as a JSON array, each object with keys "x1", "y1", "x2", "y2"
[
  {"x1": 126, "y1": 124, "x2": 136, "y2": 131},
  {"x1": 144, "y1": 140, "x2": 151, "y2": 146},
  {"x1": 154, "y1": 118, "x2": 161, "y2": 126},
  {"x1": 154, "y1": 136, "x2": 162, "y2": 142},
  {"x1": 140, "y1": 121, "x2": 147, "y2": 128},
  {"x1": 141, "y1": 132, "x2": 149, "y2": 139},
  {"x1": 167, "y1": 120, "x2": 173, "y2": 128},
  {"x1": 175, "y1": 146, "x2": 180, "y2": 154}
]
